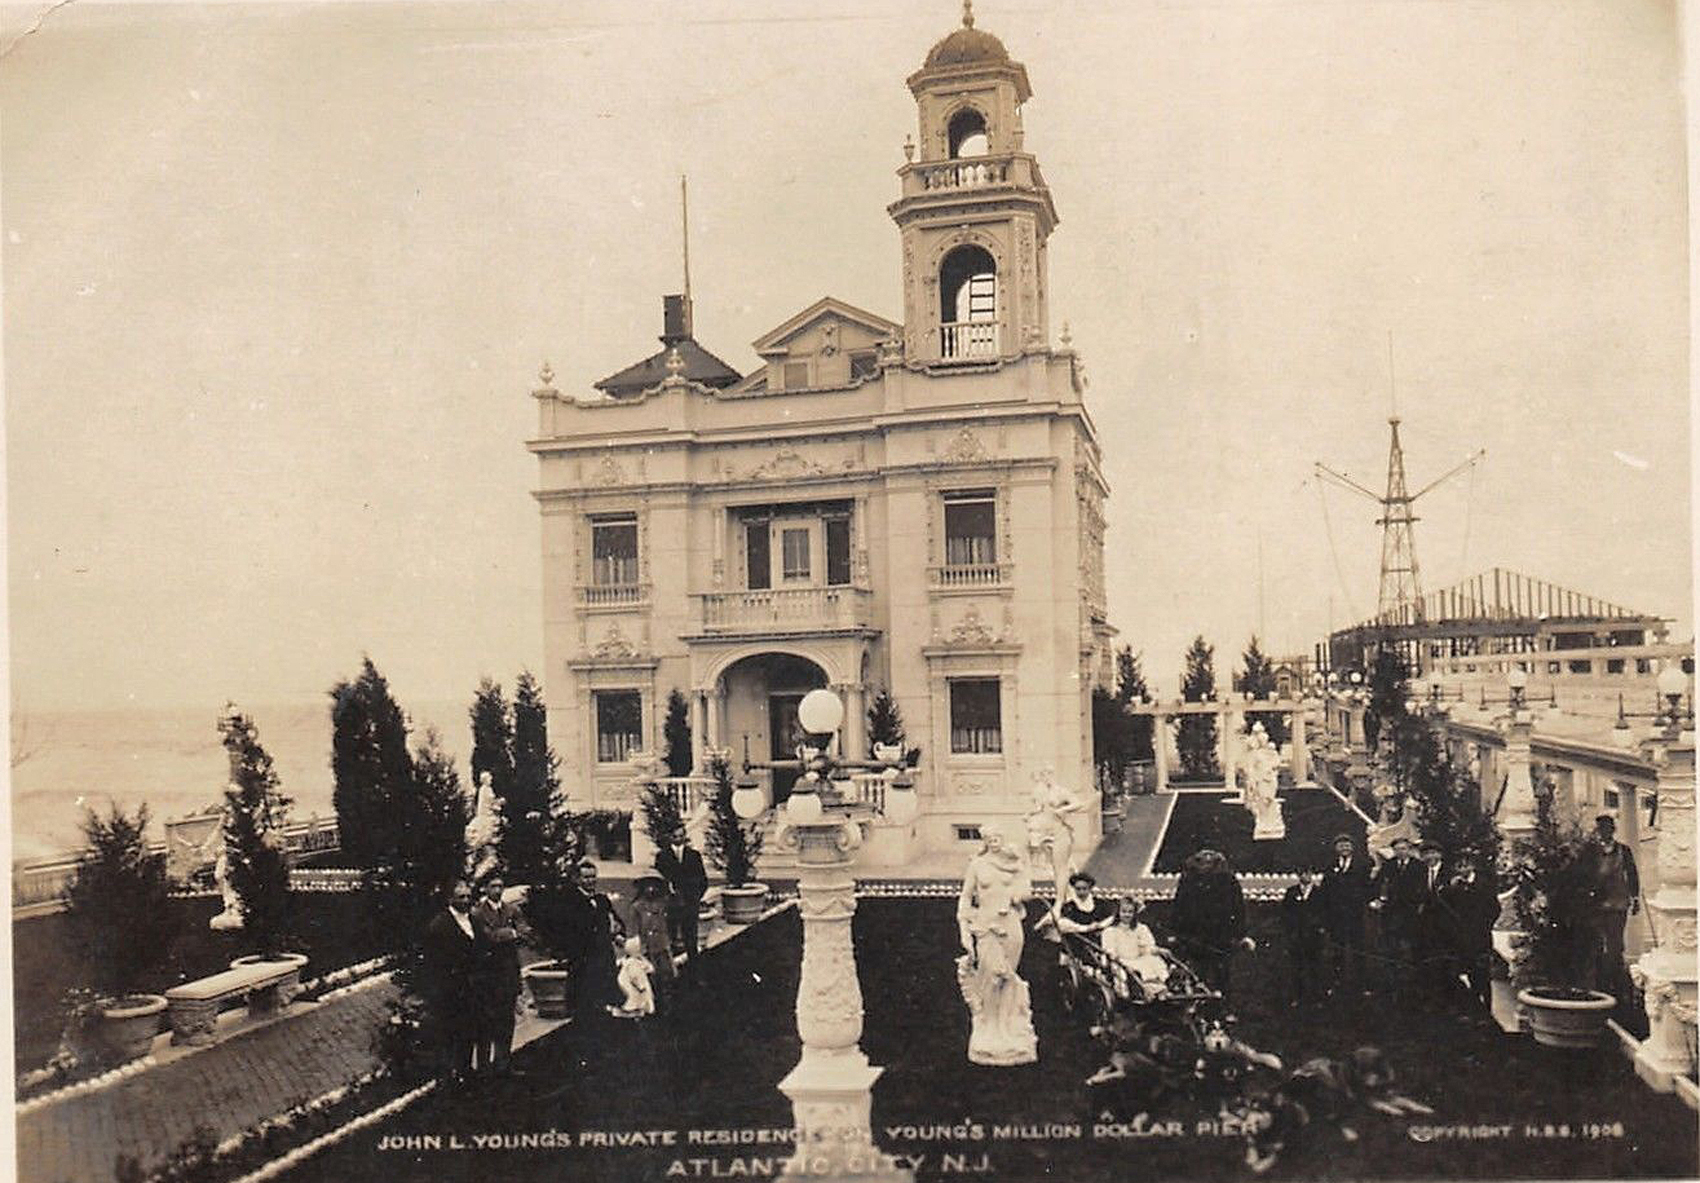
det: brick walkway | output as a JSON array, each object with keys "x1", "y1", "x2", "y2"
[{"x1": 16, "y1": 983, "x2": 394, "y2": 1183}]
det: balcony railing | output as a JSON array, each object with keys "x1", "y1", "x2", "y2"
[
  {"x1": 940, "y1": 320, "x2": 1000, "y2": 361},
  {"x1": 915, "y1": 157, "x2": 1011, "y2": 192},
  {"x1": 579, "y1": 583, "x2": 647, "y2": 608},
  {"x1": 696, "y1": 585, "x2": 872, "y2": 633},
  {"x1": 930, "y1": 562, "x2": 1012, "y2": 590}
]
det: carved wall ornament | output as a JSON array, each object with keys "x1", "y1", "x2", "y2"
[
  {"x1": 943, "y1": 426, "x2": 989, "y2": 463},
  {"x1": 590, "y1": 623, "x2": 640, "y2": 660},
  {"x1": 949, "y1": 607, "x2": 996, "y2": 646},
  {"x1": 589, "y1": 454, "x2": 626, "y2": 487},
  {"x1": 746, "y1": 447, "x2": 827, "y2": 482},
  {"x1": 820, "y1": 322, "x2": 839, "y2": 356}
]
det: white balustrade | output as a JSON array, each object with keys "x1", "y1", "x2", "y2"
[
  {"x1": 929, "y1": 562, "x2": 1011, "y2": 589},
  {"x1": 915, "y1": 158, "x2": 1010, "y2": 191},
  {"x1": 697, "y1": 586, "x2": 871, "y2": 633},
  {"x1": 940, "y1": 320, "x2": 1000, "y2": 360},
  {"x1": 579, "y1": 583, "x2": 646, "y2": 607}
]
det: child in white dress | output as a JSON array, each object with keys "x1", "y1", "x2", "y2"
[
  {"x1": 609, "y1": 936, "x2": 656, "y2": 1018},
  {"x1": 1100, "y1": 897, "x2": 1169, "y2": 995}
]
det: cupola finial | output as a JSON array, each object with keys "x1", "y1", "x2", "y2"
[{"x1": 962, "y1": 0, "x2": 974, "y2": 29}]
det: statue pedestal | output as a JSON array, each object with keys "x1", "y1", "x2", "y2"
[
  {"x1": 779, "y1": 1050, "x2": 912, "y2": 1183},
  {"x1": 1252, "y1": 807, "x2": 1286, "y2": 841}
]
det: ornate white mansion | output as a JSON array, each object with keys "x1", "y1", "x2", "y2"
[{"x1": 527, "y1": 9, "x2": 1113, "y2": 863}]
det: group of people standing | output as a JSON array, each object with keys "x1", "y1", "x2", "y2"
[
  {"x1": 419, "y1": 827, "x2": 712, "y2": 1085},
  {"x1": 1281, "y1": 832, "x2": 1498, "y2": 1009}
]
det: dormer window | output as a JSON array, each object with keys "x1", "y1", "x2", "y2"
[
  {"x1": 948, "y1": 108, "x2": 989, "y2": 158},
  {"x1": 939, "y1": 244, "x2": 997, "y2": 359}
]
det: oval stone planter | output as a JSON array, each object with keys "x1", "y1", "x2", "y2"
[
  {"x1": 229, "y1": 952, "x2": 309, "y2": 972},
  {"x1": 100, "y1": 994, "x2": 167, "y2": 1062},
  {"x1": 720, "y1": 883, "x2": 770, "y2": 925},
  {"x1": 1518, "y1": 987, "x2": 1616, "y2": 1048},
  {"x1": 523, "y1": 960, "x2": 574, "y2": 1019}
]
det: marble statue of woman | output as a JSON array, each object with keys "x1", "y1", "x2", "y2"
[
  {"x1": 1024, "y1": 768, "x2": 1085, "y2": 902},
  {"x1": 956, "y1": 824, "x2": 1039, "y2": 1066},
  {"x1": 1243, "y1": 724, "x2": 1286, "y2": 840},
  {"x1": 209, "y1": 848, "x2": 244, "y2": 931},
  {"x1": 465, "y1": 770, "x2": 501, "y2": 882}
]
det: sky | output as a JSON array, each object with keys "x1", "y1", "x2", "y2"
[{"x1": 2, "y1": 0, "x2": 1691, "y2": 719}]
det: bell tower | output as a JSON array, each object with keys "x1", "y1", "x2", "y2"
[{"x1": 889, "y1": 2, "x2": 1059, "y2": 364}]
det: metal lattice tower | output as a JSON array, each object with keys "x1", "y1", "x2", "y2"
[
  {"x1": 1316, "y1": 418, "x2": 1485, "y2": 631},
  {"x1": 1376, "y1": 417, "x2": 1421, "y2": 624}
]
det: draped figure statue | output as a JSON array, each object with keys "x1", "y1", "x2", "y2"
[
  {"x1": 956, "y1": 825, "x2": 1039, "y2": 1066},
  {"x1": 1025, "y1": 768, "x2": 1085, "y2": 902}
]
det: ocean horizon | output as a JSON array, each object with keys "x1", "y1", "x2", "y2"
[{"x1": 9, "y1": 697, "x2": 480, "y2": 864}]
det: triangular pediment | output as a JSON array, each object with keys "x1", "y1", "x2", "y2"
[{"x1": 750, "y1": 297, "x2": 899, "y2": 357}]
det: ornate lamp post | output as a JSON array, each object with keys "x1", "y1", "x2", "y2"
[
  {"x1": 1484, "y1": 666, "x2": 1539, "y2": 1032},
  {"x1": 1627, "y1": 664, "x2": 1697, "y2": 1090},
  {"x1": 1343, "y1": 671, "x2": 1373, "y2": 804},
  {"x1": 732, "y1": 688, "x2": 918, "y2": 1182}
]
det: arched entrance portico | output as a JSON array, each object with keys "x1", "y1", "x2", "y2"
[{"x1": 717, "y1": 652, "x2": 829, "y2": 805}]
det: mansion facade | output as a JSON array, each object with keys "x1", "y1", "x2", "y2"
[{"x1": 527, "y1": 11, "x2": 1114, "y2": 862}]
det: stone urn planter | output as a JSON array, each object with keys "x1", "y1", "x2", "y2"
[
  {"x1": 100, "y1": 994, "x2": 167, "y2": 1062},
  {"x1": 872, "y1": 742, "x2": 906, "y2": 765},
  {"x1": 720, "y1": 882, "x2": 770, "y2": 924},
  {"x1": 1518, "y1": 987, "x2": 1616, "y2": 1048},
  {"x1": 1100, "y1": 797, "x2": 1125, "y2": 835},
  {"x1": 523, "y1": 961, "x2": 574, "y2": 1019}
]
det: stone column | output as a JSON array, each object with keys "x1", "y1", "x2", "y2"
[
  {"x1": 706, "y1": 688, "x2": 722, "y2": 756},
  {"x1": 1220, "y1": 705, "x2": 1238, "y2": 792},
  {"x1": 1290, "y1": 708, "x2": 1308, "y2": 784},
  {"x1": 845, "y1": 682, "x2": 868, "y2": 762},
  {"x1": 1632, "y1": 735, "x2": 1697, "y2": 1090},
  {"x1": 772, "y1": 816, "x2": 902, "y2": 1182},
  {"x1": 1153, "y1": 713, "x2": 1169, "y2": 792},
  {"x1": 691, "y1": 691, "x2": 708, "y2": 773},
  {"x1": 1490, "y1": 706, "x2": 1538, "y2": 1032}
]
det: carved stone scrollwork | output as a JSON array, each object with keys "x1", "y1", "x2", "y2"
[
  {"x1": 747, "y1": 447, "x2": 827, "y2": 482},
  {"x1": 589, "y1": 454, "x2": 625, "y2": 487},
  {"x1": 590, "y1": 624, "x2": 640, "y2": 660},
  {"x1": 943, "y1": 426, "x2": 988, "y2": 463},
  {"x1": 949, "y1": 606, "x2": 996, "y2": 646}
]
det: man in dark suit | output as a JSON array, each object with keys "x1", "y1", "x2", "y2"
[
  {"x1": 1281, "y1": 867, "x2": 1327, "y2": 1004},
  {"x1": 568, "y1": 859, "x2": 625, "y2": 1018},
  {"x1": 1412, "y1": 841, "x2": 1452, "y2": 1006},
  {"x1": 1370, "y1": 837, "x2": 1426, "y2": 998},
  {"x1": 422, "y1": 880, "x2": 478, "y2": 1084},
  {"x1": 654, "y1": 827, "x2": 708, "y2": 978},
  {"x1": 1581, "y1": 815, "x2": 1640, "y2": 998},
  {"x1": 1439, "y1": 854, "x2": 1499, "y2": 1011},
  {"x1": 1319, "y1": 833, "x2": 1373, "y2": 996},
  {"x1": 471, "y1": 874, "x2": 528, "y2": 1076}
]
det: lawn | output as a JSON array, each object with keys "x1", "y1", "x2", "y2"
[
  {"x1": 13, "y1": 892, "x2": 387, "y2": 1073},
  {"x1": 281, "y1": 896, "x2": 1696, "y2": 1183},
  {"x1": 1151, "y1": 789, "x2": 1367, "y2": 875}
]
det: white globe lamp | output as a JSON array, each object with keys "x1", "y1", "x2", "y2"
[
  {"x1": 797, "y1": 688, "x2": 845, "y2": 736},
  {"x1": 787, "y1": 789, "x2": 824, "y2": 823},
  {"x1": 732, "y1": 777, "x2": 769, "y2": 820}
]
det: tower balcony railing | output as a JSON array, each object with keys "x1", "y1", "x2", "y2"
[
  {"x1": 939, "y1": 320, "x2": 1000, "y2": 361},
  {"x1": 695, "y1": 585, "x2": 873, "y2": 634},
  {"x1": 900, "y1": 153, "x2": 1036, "y2": 198}
]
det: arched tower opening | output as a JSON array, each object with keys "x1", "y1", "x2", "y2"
[
  {"x1": 939, "y1": 244, "x2": 997, "y2": 359},
  {"x1": 948, "y1": 107, "x2": 989, "y2": 158}
]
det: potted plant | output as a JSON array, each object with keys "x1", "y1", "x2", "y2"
[
  {"x1": 63, "y1": 804, "x2": 180, "y2": 1063},
  {"x1": 1506, "y1": 787, "x2": 1615, "y2": 1047},
  {"x1": 704, "y1": 754, "x2": 767, "y2": 923},
  {"x1": 520, "y1": 810, "x2": 587, "y2": 1018}
]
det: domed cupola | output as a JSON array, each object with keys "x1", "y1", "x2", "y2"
[
  {"x1": 923, "y1": 3, "x2": 1011, "y2": 68},
  {"x1": 890, "y1": 1, "x2": 1055, "y2": 364}
]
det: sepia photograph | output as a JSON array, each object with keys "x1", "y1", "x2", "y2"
[{"x1": 3, "y1": 1, "x2": 1696, "y2": 1180}]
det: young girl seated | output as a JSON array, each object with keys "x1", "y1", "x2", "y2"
[
  {"x1": 608, "y1": 936, "x2": 656, "y2": 1018},
  {"x1": 1100, "y1": 896, "x2": 1169, "y2": 995}
]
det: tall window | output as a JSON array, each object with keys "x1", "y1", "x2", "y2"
[
  {"x1": 591, "y1": 515, "x2": 638, "y2": 586},
  {"x1": 950, "y1": 678, "x2": 1003, "y2": 755},
  {"x1": 780, "y1": 527, "x2": 812, "y2": 583},
  {"x1": 938, "y1": 245, "x2": 997, "y2": 359},
  {"x1": 594, "y1": 691, "x2": 643, "y2": 764},
  {"x1": 825, "y1": 517, "x2": 851, "y2": 586},
  {"x1": 943, "y1": 489, "x2": 996, "y2": 566},
  {"x1": 745, "y1": 520, "x2": 771, "y2": 590}
]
